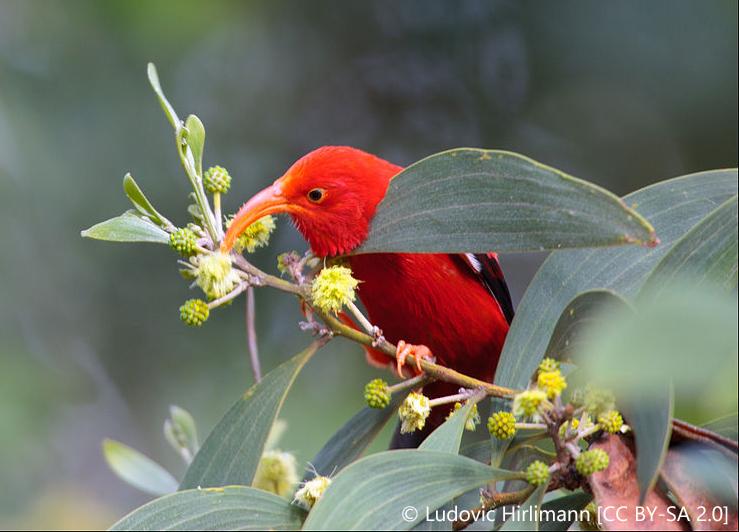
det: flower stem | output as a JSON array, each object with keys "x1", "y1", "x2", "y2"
[{"x1": 246, "y1": 286, "x2": 262, "y2": 383}]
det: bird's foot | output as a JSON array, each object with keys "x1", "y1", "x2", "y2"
[{"x1": 395, "y1": 340, "x2": 435, "y2": 377}]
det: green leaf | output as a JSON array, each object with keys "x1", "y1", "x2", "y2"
[
  {"x1": 102, "y1": 438, "x2": 178, "y2": 496},
  {"x1": 147, "y1": 62, "x2": 180, "y2": 130},
  {"x1": 110, "y1": 485, "x2": 305, "y2": 531},
  {"x1": 81, "y1": 210, "x2": 170, "y2": 244},
  {"x1": 309, "y1": 397, "x2": 402, "y2": 478},
  {"x1": 544, "y1": 289, "x2": 631, "y2": 362},
  {"x1": 623, "y1": 385, "x2": 674, "y2": 503},
  {"x1": 184, "y1": 115, "x2": 206, "y2": 177},
  {"x1": 303, "y1": 450, "x2": 521, "y2": 530},
  {"x1": 499, "y1": 484, "x2": 546, "y2": 531},
  {"x1": 420, "y1": 400, "x2": 476, "y2": 454},
  {"x1": 356, "y1": 148, "x2": 656, "y2": 254},
  {"x1": 539, "y1": 491, "x2": 592, "y2": 531},
  {"x1": 180, "y1": 343, "x2": 319, "y2": 489},
  {"x1": 495, "y1": 169, "x2": 737, "y2": 393},
  {"x1": 164, "y1": 405, "x2": 199, "y2": 463},
  {"x1": 123, "y1": 173, "x2": 172, "y2": 229},
  {"x1": 641, "y1": 195, "x2": 738, "y2": 294}
]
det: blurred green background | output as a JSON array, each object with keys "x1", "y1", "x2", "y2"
[{"x1": 0, "y1": 0, "x2": 736, "y2": 528}]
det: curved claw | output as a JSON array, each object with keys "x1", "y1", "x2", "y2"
[{"x1": 395, "y1": 340, "x2": 434, "y2": 377}]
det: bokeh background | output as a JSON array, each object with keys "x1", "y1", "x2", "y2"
[{"x1": 0, "y1": 0, "x2": 736, "y2": 528}]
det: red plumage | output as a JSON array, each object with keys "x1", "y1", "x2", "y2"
[{"x1": 223, "y1": 146, "x2": 511, "y2": 441}]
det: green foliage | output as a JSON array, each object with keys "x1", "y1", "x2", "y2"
[
  {"x1": 180, "y1": 343, "x2": 318, "y2": 490},
  {"x1": 110, "y1": 486, "x2": 305, "y2": 531},
  {"x1": 81, "y1": 210, "x2": 170, "y2": 244},
  {"x1": 86, "y1": 65, "x2": 736, "y2": 531},
  {"x1": 102, "y1": 439, "x2": 178, "y2": 496}
]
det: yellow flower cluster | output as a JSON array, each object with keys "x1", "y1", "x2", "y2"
[
  {"x1": 398, "y1": 391, "x2": 431, "y2": 434},
  {"x1": 311, "y1": 266, "x2": 359, "y2": 314},
  {"x1": 253, "y1": 450, "x2": 298, "y2": 497},
  {"x1": 195, "y1": 251, "x2": 241, "y2": 299},
  {"x1": 226, "y1": 215, "x2": 276, "y2": 254}
]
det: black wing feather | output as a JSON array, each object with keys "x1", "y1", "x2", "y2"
[{"x1": 460, "y1": 253, "x2": 514, "y2": 324}]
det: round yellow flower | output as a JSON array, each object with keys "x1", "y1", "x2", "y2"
[
  {"x1": 487, "y1": 411, "x2": 516, "y2": 439},
  {"x1": 311, "y1": 266, "x2": 359, "y2": 314},
  {"x1": 537, "y1": 369, "x2": 567, "y2": 399},
  {"x1": 398, "y1": 392, "x2": 431, "y2": 434}
]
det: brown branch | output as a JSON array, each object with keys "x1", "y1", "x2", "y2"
[
  {"x1": 453, "y1": 485, "x2": 535, "y2": 530},
  {"x1": 229, "y1": 253, "x2": 519, "y2": 399}
]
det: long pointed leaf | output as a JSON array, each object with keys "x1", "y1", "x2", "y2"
[
  {"x1": 180, "y1": 343, "x2": 319, "y2": 489},
  {"x1": 309, "y1": 397, "x2": 402, "y2": 478},
  {"x1": 103, "y1": 439, "x2": 178, "y2": 496},
  {"x1": 81, "y1": 210, "x2": 170, "y2": 244},
  {"x1": 357, "y1": 149, "x2": 655, "y2": 254}
]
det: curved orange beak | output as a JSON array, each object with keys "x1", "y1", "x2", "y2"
[{"x1": 221, "y1": 182, "x2": 291, "y2": 252}]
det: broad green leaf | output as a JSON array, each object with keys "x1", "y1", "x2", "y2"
[
  {"x1": 539, "y1": 491, "x2": 592, "y2": 531},
  {"x1": 123, "y1": 173, "x2": 172, "y2": 229},
  {"x1": 164, "y1": 405, "x2": 199, "y2": 463},
  {"x1": 420, "y1": 400, "x2": 476, "y2": 454},
  {"x1": 303, "y1": 450, "x2": 521, "y2": 530},
  {"x1": 110, "y1": 485, "x2": 305, "y2": 531},
  {"x1": 102, "y1": 439, "x2": 178, "y2": 496},
  {"x1": 81, "y1": 210, "x2": 170, "y2": 244},
  {"x1": 309, "y1": 397, "x2": 402, "y2": 478},
  {"x1": 147, "y1": 63, "x2": 180, "y2": 130},
  {"x1": 499, "y1": 484, "x2": 546, "y2": 531},
  {"x1": 641, "y1": 195, "x2": 738, "y2": 294},
  {"x1": 184, "y1": 115, "x2": 205, "y2": 177},
  {"x1": 495, "y1": 169, "x2": 737, "y2": 393},
  {"x1": 356, "y1": 148, "x2": 656, "y2": 254},
  {"x1": 544, "y1": 289, "x2": 631, "y2": 362},
  {"x1": 180, "y1": 343, "x2": 319, "y2": 489}
]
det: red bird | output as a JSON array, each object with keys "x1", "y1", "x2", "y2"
[{"x1": 222, "y1": 146, "x2": 513, "y2": 444}]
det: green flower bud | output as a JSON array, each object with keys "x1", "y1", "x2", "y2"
[
  {"x1": 487, "y1": 411, "x2": 517, "y2": 439},
  {"x1": 364, "y1": 378, "x2": 391, "y2": 409},
  {"x1": 311, "y1": 266, "x2": 359, "y2": 314},
  {"x1": 576, "y1": 448, "x2": 610, "y2": 476},
  {"x1": 203, "y1": 165, "x2": 231, "y2": 194},
  {"x1": 525, "y1": 460, "x2": 550, "y2": 486},
  {"x1": 538, "y1": 357, "x2": 559, "y2": 373},
  {"x1": 597, "y1": 410, "x2": 624, "y2": 434},
  {"x1": 179, "y1": 299, "x2": 209, "y2": 326},
  {"x1": 169, "y1": 227, "x2": 198, "y2": 256}
]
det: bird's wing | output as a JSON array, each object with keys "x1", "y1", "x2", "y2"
[{"x1": 461, "y1": 253, "x2": 515, "y2": 324}]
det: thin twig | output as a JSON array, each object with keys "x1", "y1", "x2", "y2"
[
  {"x1": 246, "y1": 286, "x2": 262, "y2": 383},
  {"x1": 207, "y1": 282, "x2": 248, "y2": 309},
  {"x1": 453, "y1": 485, "x2": 534, "y2": 530}
]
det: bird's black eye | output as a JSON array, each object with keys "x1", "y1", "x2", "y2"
[{"x1": 307, "y1": 188, "x2": 325, "y2": 203}]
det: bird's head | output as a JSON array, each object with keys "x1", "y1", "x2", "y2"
[{"x1": 221, "y1": 146, "x2": 400, "y2": 257}]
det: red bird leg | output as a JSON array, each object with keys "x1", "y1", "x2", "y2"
[{"x1": 395, "y1": 340, "x2": 435, "y2": 377}]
